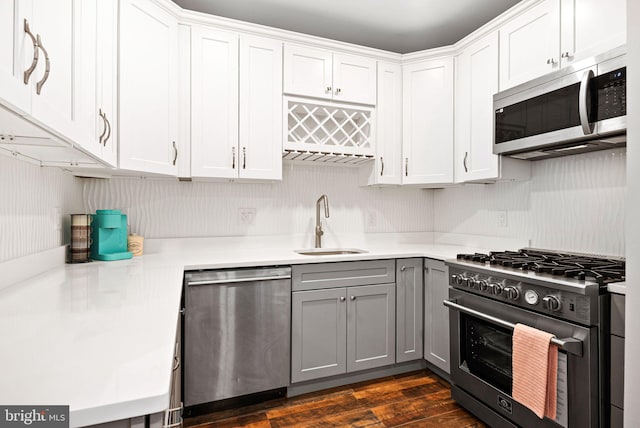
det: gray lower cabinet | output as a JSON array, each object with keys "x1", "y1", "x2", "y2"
[
  {"x1": 423, "y1": 258, "x2": 450, "y2": 373},
  {"x1": 396, "y1": 258, "x2": 424, "y2": 363},
  {"x1": 291, "y1": 261, "x2": 396, "y2": 384},
  {"x1": 610, "y1": 293, "x2": 625, "y2": 428}
]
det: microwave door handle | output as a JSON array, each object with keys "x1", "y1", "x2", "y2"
[
  {"x1": 443, "y1": 298, "x2": 583, "y2": 357},
  {"x1": 579, "y1": 69, "x2": 595, "y2": 135}
]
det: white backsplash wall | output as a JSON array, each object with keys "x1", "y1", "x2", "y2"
[
  {"x1": 0, "y1": 155, "x2": 84, "y2": 262},
  {"x1": 434, "y1": 148, "x2": 626, "y2": 256},
  {"x1": 82, "y1": 164, "x2": 434, "y2": 243}
]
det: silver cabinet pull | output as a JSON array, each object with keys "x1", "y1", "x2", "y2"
[
  {"x1": 561, "y1": 51, "x2": 572, "y2": 59},
  {"x1": 172, "y1": 355, "x2": 180, "y2": 371},
  {"x1": 172, "y1": 141, "x2": 178, "y2": 166},
  {"x1": 340, "y1": 296, "x2": 346, "y2": 302},
  {"x1": 463, "y1": 151, "x2": 468, "y2": 173},
  {"x1": 242, "y1": 147, "x2": 246, "y2": 169},
  {"x1": 405, "y1": 157, "x2": 408, "y2": 177},
  {"x1": 400, "y1": 265, "x2": 406, "y2": 272},
  {"x1": 35, "y1": 34, "x2": 50, "y2": 95},
  {"x1": 325, "y1": 86, "x2": 332, "y2": 93},
  {"x1": 103, "y1": 113, "x2": 111, "y2": 146},
  {"x1": 380, "y1": 156, "x2": 384, "y2": 176},
  {"x1": 98, "y1": 109, "x2": 108, "y2": 145},
  {"x1": 579, "y1": 69, "x2": 595, "y2": 135},
  {"x1": 23, "y1": 19, "x2": 39, "y2": 84},
  {"x1": 546, "y1": 58, "x2": 557, "y2": 65},
  {"x1": 335, "y1": 88, "x2": 341, "y2": 95},
  {"x1": 232, "y1": 146, "x2": 236, "y2": 169},
  {"x1": 350, "y1": 295, "x2": 356, "y2": 301}
]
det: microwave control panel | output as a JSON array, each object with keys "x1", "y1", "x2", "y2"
[{"x1": 595, "y1": 66, "x2": 626, "y2": 120}]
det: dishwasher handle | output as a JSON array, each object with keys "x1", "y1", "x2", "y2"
[{"x1": 187, "y1": 275, "x2": 291, "y2": 286}]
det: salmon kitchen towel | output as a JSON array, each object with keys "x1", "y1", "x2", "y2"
[{"x1": 512, "y1": 323, "x2": 558, "y2": 420}]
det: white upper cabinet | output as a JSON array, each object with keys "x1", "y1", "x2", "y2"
[
  {"x1": 500, "y1": 0, "x2": 627, "y2": 90},
  {"x1": 119, "y1": 0, "x2": 179, "y2": 175},
  {"x1": 402, "y1": 57, "x2": 454, "y2": 185},
  {"x1": 559, "y1": 0, "x2": 626, "y2": 67},
  {"x1": 191, "y1": 26, "x2": 239, "y2": 179},
  {"x1": 284, "y1": 45, "x2": 376, "y2": 105},
  {"x1": 0, "y1": 0, "x2": 32, "y2": 114},
  {"x1": 191, "y1": 28, "x2": 282, "y2": 180},
  {"x1": 361, "y1": 61, "x2": 402, "y2": 185},
  {"x1": 238, "y1": 35, "x2": 283, "y2": 180},
  {"x1": 499, "y1": 0, "x2": 560, "y2": 90}
]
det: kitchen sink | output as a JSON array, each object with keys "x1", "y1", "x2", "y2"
[{"x1": 295, "y1": 248, "x2": 368, "y2": 256}]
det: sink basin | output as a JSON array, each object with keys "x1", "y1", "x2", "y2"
[{"x1": 295, "y1": 248, "x2": 368, "y2": 256}]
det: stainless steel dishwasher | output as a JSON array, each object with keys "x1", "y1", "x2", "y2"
[{"x1": 183, "y1": 266, "x2": 291, "y2": 408}]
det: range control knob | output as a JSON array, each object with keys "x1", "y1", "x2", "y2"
[
  {"x1": 451, "y1": 274, "x2": 463, "y2": 285},
  {"x1": 468, "y1": 278, "x2": 478, "y2": 289},
  {"x1": 490, "y1": 283, "x2": 503, "y2": 295},
  {"x1": 542, "y1": 296, "x2": 562, "y2": 312},
  {"x1": 478, "y1": 280, "x2": 489, "y2": 292},
  {"x1": 504, "y1": 286, "x2": 520, "y2": 300}
]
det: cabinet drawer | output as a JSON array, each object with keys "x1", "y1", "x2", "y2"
[
  {"x1": 292, "y1": 260, "x2": 395, "y2": 291},
  {"x1": 611, "y1": 293, "x2": 625, "y2": 337}
]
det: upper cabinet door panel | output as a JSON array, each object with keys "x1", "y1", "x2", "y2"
[
  {"x1": 332, "y1": 53, "x2": 376, "y2": 105},
  {"x1": 374, "y1": 61, "x2": 402, "y2": 184},
  {"x1": 239, "y1": 35, "x2": 282, "y2": 180},
  {"x1": 499, "y1": 0, "x2": 560, "y2": 90},
  {"x1": 560, "y1": 0, "x2": 626, "y2": 67},
  {"x1": 0, "y1": 0, "x2": 32, "y2": 114},
  {"x1": 119, "y1": 0, "x2": 179, "y2": 175},
  {"x1": 402, "y1": 57, "x2": 454, "y2": 185},
  {"x1": 283, "y1": 45, "x2": 332, "y2": 100},
  {"x1": 190, "y1": 26, "x2": 239, "y2": 178}
]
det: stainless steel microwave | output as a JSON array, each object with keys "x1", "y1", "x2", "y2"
[{"x1": 493, "y1": 46, "x2": 626, "y2": 160}]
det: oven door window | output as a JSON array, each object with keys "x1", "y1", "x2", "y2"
[{"x1": 460, "y1": 313, "x2": 513, "y2": 394}]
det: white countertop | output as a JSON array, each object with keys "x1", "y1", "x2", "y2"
[
  {"x1": 0, "y1": 233, "x2": 520, "y2": 427},
  {"x1": 608, "y1": 281, "x2": 626, "y2": 295}
]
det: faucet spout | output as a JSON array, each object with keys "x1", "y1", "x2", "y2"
[{"x1": 315, "y1": 194, "x2": 330, "y2": 248}]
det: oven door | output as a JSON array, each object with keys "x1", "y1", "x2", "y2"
[{"x1": 447, "y1": 288, "x2": 598, "y2": 428}]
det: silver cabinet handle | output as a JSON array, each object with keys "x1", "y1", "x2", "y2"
[
  {"x1": 579, "y1": 69, "x2": 595, "y2": 135},
  {"x1": 103, "y1": 113, "x2": 111, "y2": 146},
  {"x1": 172, "y1": 355, "x2": 180, "y2": 371},
  {"x1": 325, "y1": 86, "x2": 332, "y2": 93},
  {"x1": 340, "y1": 296, "x2": 346, "y2": 302},
  {"x1": 172, "y1": 141, "x2": 178, "y2": 166},
  {"x1": 400, "y1": 265, "x2": 406, "y2": 272},
  {"x1": 242, "y1": 146, "x2": 246, "y2": 169},
  {"x1": 546, "y1": 58, "x2": 557, "y2": 65},
  {"x1": 463, "y1": 151, "x2": 468, "y2": 173},
  {"x1": 350, "y1": 296, "x2": 356, "y2": 301},
  {"x1": 380, "y1": 156, "x2": 384, "y2": 176},
  {"x1": 23, "y1": 19, "x2": 39, "y2": 84},
  {"x1": 335, "y1": 88, "x2": 341, "y2": 95},
  {"x1": 561, "y1": 51, "x2": 572, "y2": 59},
  {"x1": 232, "y1": 146, "x2": 236, "y2": 169},
  {"x1": 443, "y1": 298, "x2": 583, "y2": 356},
  {"x1": 405, "y1": 158, "x2": 408, "y2": 177},
  {"x1": 35, "y1": 34, "x2": 50, "y2": 95},
  {"x1": 98, "y1": 109, "x2": 108, "y2": 145}
]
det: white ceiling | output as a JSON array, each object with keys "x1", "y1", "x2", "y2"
[{"x1": 173, "y1": 0, "x2": 521, "y2": 53}]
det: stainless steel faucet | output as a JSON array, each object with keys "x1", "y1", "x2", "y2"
[{"x1": 315, "y1": 194, "x2": 330, "y2": 248}]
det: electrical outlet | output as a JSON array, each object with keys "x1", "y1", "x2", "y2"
[
  {"x1": 366, "y1": 211, "x2": 377, "y2": 228},
  {"x1": 497, "y1": 210, "x2": 508, "y2": 228},
  {"x1": 238, "y1": 208, "x2": 256, "y2": 225},
  {"x1": 53, "y1": 207, "x2": 62, "y2": 231}
]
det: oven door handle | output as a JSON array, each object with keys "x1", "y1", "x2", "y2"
[{"x1": 443, "y1": 299, "x2": 583, "y2": 357}]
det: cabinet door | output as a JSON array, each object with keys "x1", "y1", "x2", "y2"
[
  {"x1": 346, "y1": 283, "x2": 395, "y2": 372},
  {"x1": 283, "y1": 45, "x2": 332, "y2": 100},
  {"x1": 291, "y1": 288, "x2": 347, "y2": 383},
  {"x1": 560, "y1": 0, "x2": 626, "y2": 67},
  {"x1": 396, "y1": 259, "x2": 424, "y2": 363},
  {"x1": 372, "y1": 61, "x2": 402, "y2": 184},
  {"x1": 119, "y1": 0, "x2": 179, "y2": 175},
  {"x1": 332, "y1": 53, "x2": 376, "y2": 105},
  {"x1": 499, "y1": 0, "x2": 560, "y2": 90},
  {"x1": 402, "y1": 57, "x2": 454, "y2": 185},
  {"x1": 29, "y1": 0, "x2": 77, "y2": 139},
  {"x1": 96, "y1": 0, "x2": 118, "y2": 167},
  {"x1": 424, "y1": 259, "x2": 450, "y2": 373},
  {"x1": 455, "y1": 32, "x2": 499, "y2": 183},
  {"x1": 239, "y1": 35, "x2": 282, "y2": 180},
  {"x1": 190, "y1": 26, "x2": 238, "y2": 178},
  {"x1": 0, "y1": 0, "x2": 32, "y2": 114}
]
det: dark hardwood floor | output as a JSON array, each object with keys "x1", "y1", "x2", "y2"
[{"x1": 185, "y1": 369, "x2": 487, "y2": 428}]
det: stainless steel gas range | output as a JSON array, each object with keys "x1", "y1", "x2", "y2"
[{"x1": 444, "y1": 249, "x2": 625, "y2": 428}]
